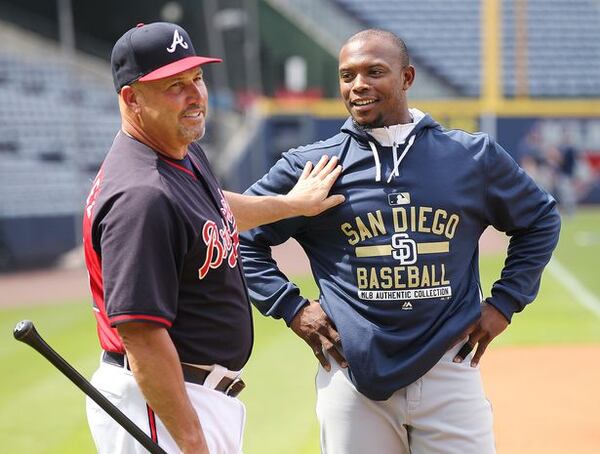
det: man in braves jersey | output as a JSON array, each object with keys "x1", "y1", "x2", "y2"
[
  {"x1": 83, "y1": 22, "x2": 343, "y2": 454},
  {"x1": 240, "y1": 29, "x2": 561, "y2": 453}
]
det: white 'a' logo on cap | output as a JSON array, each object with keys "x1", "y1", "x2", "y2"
[{"x1": 166, "y1": 29, "x2": 189, "y2": 53}]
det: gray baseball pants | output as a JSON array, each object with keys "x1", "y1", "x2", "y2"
[{"x1": 316, "y1": 342, "x2": 495, "y2": 454}]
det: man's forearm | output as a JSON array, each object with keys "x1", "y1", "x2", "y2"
[
  {"x1": 225, "y1": 191, "x2": 296, "y2": 231},
  {"x1": 118, "y1": 323, "x2": 208, "y2": 454}
]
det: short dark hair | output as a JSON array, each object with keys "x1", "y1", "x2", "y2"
[{"x1": 345, "y1": 29, "x2": 410, "y2": 67}]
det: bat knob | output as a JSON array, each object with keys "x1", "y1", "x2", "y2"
[{"x1": 13, "y1": 320, "x2": 35, "y2": 341}]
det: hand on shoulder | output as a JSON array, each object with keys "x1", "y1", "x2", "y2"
[{"x1": 285, "y1": 155, "x2": 345, "y2": 217}]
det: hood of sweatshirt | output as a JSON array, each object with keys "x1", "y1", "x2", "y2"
[{"x1": 340, "y1": 108, "x2": 441, "y2": 183}]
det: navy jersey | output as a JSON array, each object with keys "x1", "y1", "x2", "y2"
[
  {"x1": 83, "y1": 131, "x2": 252, "y2": 370},
  {"x1": 240, "y1": 111, "x2": 560, "y2": 399}
]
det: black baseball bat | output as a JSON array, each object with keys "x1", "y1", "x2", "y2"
[{"x1": 13, "y1": 320, "x2": 167, "y2": 454}]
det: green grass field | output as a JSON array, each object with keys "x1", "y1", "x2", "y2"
[{"x1": 1, "y1": 208, "x2": 598, "y2": 453}]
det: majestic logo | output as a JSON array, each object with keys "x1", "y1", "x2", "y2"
[
  {"x1": 391, "y1": 233, "x2": 417, "y2": 264},
  {"x1": 401, "y1": 302, "x2": 413, "y2": 311},
  {"x1": 198, "y1": 190, "x2": 239, "y2": 280},
  {"x1": 388, "y1": 192, "x2": 411, "y2": 206},
  {"x1": 166, "y1": 30, "x2": 189, "y2": 53}
]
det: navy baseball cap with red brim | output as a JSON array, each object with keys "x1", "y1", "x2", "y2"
[{"x1": 111, "y1": 22, "x2": 222, "y2": 92}]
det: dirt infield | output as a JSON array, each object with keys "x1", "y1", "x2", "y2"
[
  {"x1": 483, "y1": 345, "x2": 600, "y2": 453},
  {"x1": 0, "y1": 266, "x2": 90, "y2": 307}
]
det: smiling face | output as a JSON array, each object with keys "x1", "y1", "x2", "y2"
[
  {"x1": 339, "y1": 35, "x2": 414, "y2": 128},
  {"x1": 122, "y1": 66, "x2": 208, "y2": 157}
]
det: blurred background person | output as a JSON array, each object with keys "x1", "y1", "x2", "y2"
[{"x1": 556, "y1": 133, "x2": 579, "y2": 216}]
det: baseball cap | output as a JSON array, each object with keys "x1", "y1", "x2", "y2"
[{"x1": 111, "y1": 22, "x2": 222, "y2": 92}]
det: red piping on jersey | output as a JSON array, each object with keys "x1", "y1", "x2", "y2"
[
  {"x1": 147, "y1": 405, "x2": 158, "y2": 443},
  {"x1": 83, "y1": 167, "x2": 127, "y2": 353},
  {"x1": 158, "y1": 156, "x2": 197, "y2": 179},
  {"x1": 109, "y1": 314, "x2": 173, "y2": 327}
]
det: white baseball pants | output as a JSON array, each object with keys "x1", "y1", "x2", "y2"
[
  {"x1": 86, "y1": 357, "x2": 246, "y2": 454},
  {"x1": 316, "y1": 341, "x2": 495, "y2": 454}
]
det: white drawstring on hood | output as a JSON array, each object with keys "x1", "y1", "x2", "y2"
[
  {"x1": 386, "y1": 134, "x2": 416, "y2": 183},
  {"x1": 366, "y1": 108, "x2": 424, "y2": 183},
  {"x1": 368, "y1": 141, "x2": 382, "y2": 182}
]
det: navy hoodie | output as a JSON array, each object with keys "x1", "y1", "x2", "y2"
[{"x1": 240, "y1": 112, "x2": 561, "y2": 400}]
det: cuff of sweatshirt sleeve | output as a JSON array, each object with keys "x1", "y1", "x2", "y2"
[
  {"x1": 278, "y1": 296, "x2": 310, "y2": 327},
  {"x1": 485, "y1": 296, "x2": 517, "y2": 323}
]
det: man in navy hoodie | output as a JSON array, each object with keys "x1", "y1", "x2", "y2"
[{"x1": 240, "y1": 29, "x2": 560, "y2": 453}]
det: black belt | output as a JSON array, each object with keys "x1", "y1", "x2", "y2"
[{"x1": 102, "y1": 351, "x2": 245, "y2": 397}]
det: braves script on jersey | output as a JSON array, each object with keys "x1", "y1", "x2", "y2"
[{"x1": 83, "y1": 131, "x2": 253, "y2": 369}]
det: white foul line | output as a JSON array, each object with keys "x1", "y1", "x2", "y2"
[{"x1": 546, "y1": 258, "x2": 600, "y2": 319}]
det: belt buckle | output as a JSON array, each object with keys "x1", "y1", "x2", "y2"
[{"x1": 224, "y1": 377, "x2": 245, "y2": 397}]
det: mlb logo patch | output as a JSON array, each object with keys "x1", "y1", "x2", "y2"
[{"x1": 388, "y1": 192, "x2": 411, "y2": 206}]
